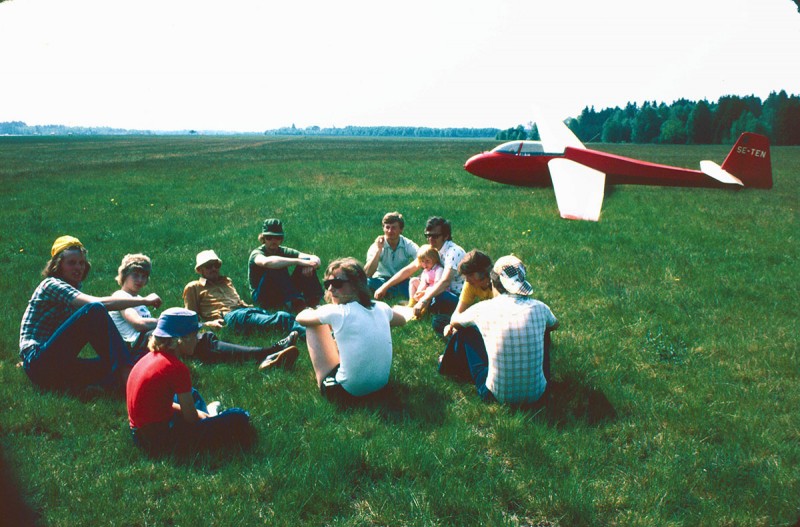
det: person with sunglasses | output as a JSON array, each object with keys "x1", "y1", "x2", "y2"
[
  {"x1": 296, "y1": 258, "x2": 408, "y2": 402},
  {"x1": 183, "y1": 250, "x2": 303, "y2": 368},
  {"x1": 374, "y1": 216, "x2": 465, "y2": 334},
  {"x1": 248, "y1": 218, "x2": 324, "y2": 313}
]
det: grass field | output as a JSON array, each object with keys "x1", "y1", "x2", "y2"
[{"x1": 0, "y1": 135, "x2": 797, "y2": 526}]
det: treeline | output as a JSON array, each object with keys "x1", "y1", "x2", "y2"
[
  {"x1": 0, "y1": 121, "x2": 150, "y2": 136},
  {"x1": 264, "y1": 124, "x2": 499, "y2": 138},
  {"x1": 497, "y1": 91, "x2": 800, "y2": 145}
]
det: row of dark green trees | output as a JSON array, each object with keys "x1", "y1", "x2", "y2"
[{"x1": 497, "y1": 91, "x2": 800, "y2": 145}]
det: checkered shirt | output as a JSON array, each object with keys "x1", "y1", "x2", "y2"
[
  {"x1": 19, "y1": 277, "x2": 81, "y2": 359},
  {"x1": 452, "y1": 294, "x2": 557, "y2": 403}
]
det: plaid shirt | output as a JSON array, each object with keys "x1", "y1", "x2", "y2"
[
  {"x1": 452, "y1": 294, "x2": 557, "y2": 404},
  {"x1": 19, "y1": 277, "x2": 81, "y2": 359}
]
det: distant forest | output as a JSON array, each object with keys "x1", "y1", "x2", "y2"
[
  {"x1": 499, "y1": 90, "x2": 800, "y2": 146},
  {"x1": 2, "y1": 91, "x2": 798, "y2": 144},
  {"x1": 263, "y1": 125, "x2": 500, "y2": 139}
]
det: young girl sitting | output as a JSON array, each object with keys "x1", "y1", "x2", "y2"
[
  {"x1": 407, "y1": 244, "x2": 443, "y2": 311},
  {"x1": 126, "y1": 308, "x2": 253, "y2": 457}
]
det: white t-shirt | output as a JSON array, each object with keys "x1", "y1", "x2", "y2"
[
  {"x1": 438, "y1": 240, "x2": 466, "y2": 294},
  {"x1": 315, "y1": 301, "x2": 394, "y2": 396},
  {"x1": 109, "y1": 290, "x2": 152, "y2": 344}
]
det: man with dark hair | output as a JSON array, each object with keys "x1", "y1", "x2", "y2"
[
  {"x1": 441, "y1": 255, "x2": 558, "y2": 404},
  {"x1": 374, "y1": 216, "x2": 465, "y2": 334},
  {"x1": 364, "y1": 211, "x2": 419, "y2": 299}
]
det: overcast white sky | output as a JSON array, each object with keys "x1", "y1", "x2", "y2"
[{"x1": 1, "y1": 0, "x2": 798, "y2": 132}]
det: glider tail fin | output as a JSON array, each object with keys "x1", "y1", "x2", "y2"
[{"x1": 720, "y1": 133, "x2": 773, "y2": 189}]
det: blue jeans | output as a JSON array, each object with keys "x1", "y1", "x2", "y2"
[
  {"x1": 223, "y1": 307, "x2": 305, "y2": 337},
  {"x1": 429, "y1": 290, "x2": 459, "y2": 336},
  {"x1": 22, "y1": 302, "x2": 135, "y2": 391},
  {"x1": 440, "y1": 326, "x2": 552, "y2": 402},
  {"x1": 131, "y1": 388, "x2": 253, "y2": 457},
  {"x1": 252, "y1": 267, "x2": 323, "y2": 311},
  {"x1": 367, "y1": 277, "x2": 410, "y2": 300}
]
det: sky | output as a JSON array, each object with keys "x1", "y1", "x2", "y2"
[{"x1": 1, "y1": 0, "x2": 798, "y2": 132}]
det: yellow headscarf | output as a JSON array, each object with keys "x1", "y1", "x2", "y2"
[{"x1": 51, "y1": 235, "x2": 84, "y2": 257}]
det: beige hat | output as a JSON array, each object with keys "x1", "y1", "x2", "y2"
[
  {"x1": 493, "y1": 255, "x2": 533, "y2": 296},
  {"x1": 195, "y1": 250, "x2": 222, "y2": 272}
]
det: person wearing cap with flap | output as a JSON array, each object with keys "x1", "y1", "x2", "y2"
[
  {"x1": 183, "y1": 249, "x2": 304, "y2": 344},
  {"x1": 126, "y1": 308, "x2": 253, "y2": 457},
  {"x1": 19, "y1": 236, "x2": 162, "y2": 392},
  {"x1": 248, "y1": 218, "x2": 324, "y2": 312},
  {"x1": 445, "y1": 255, "x2": 558, "y2": 404}
]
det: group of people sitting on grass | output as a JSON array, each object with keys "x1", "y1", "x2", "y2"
[{"x1": 18, "y1": 213, "x2": 557, "y2": 458}]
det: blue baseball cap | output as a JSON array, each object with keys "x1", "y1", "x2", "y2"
[{"x1": 153, "y1": 307, "x2": 203, "y2": 338}]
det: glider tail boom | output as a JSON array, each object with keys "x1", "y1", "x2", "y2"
[{"x1": 718, "y1": 132, "x2": 773, "y2": 189}]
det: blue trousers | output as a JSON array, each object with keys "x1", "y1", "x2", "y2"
[
  {"x1": 439, "y1": 326, "x2": 552, "y2": 402},
  {"x1": 429, "y1": 290, "x2": 460, "y2": 336},
  {"x1": 252, "y1": 267, "x2": 323, "y2": 311},
  {"x1": 367, "y1": 277, "x2": 411, "y2": 300},
  {"x1": 22, "y1": 302, "x2": 136, "y2": 391},
  {"x1": 223, "y1": 307, "x2": 305, "y2": 337},
  {"x1": 131, "y1": 388, "x2": 252, "y2": 457}
]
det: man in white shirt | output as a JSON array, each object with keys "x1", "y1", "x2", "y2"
[
  {"x1": 445, "y1": 255, "x2": 558, "y2": 404},
  {"x1": 374, "y1": 216, "x2": 465, "y2": 334}
]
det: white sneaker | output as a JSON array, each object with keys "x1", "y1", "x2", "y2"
[{"x1": 206, "y1": 401, "x2": 221, "y2": 417}]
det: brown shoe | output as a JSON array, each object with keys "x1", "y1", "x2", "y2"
[{"x1": 258, "y1": 346, "x2": 299, "y2": 371}]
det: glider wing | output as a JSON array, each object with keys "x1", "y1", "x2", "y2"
[{"x1": 548, "y1": 158, "x2": 605, "y2": 221}]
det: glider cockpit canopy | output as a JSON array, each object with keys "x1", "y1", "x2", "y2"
[{"x1": 491, "y1": 141, "x2": 547, "y2": 156}]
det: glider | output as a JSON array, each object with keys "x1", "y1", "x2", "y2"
[{"x1": 464, "y1": 120, "x2": 772, "y2": 221}]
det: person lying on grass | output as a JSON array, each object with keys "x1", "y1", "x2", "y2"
[
  {"x1": 126, "y1": 308, "x2": 254, "y2": 457},
  {"x1": 19, "y1": 236, "x2": 161, "y2": 393},
  {"x1": 112, "y1": 253, "x2": 298, "y2": 371},
  {"x1": 296, "y1": 258, "x2": 408, "y2": 403}
]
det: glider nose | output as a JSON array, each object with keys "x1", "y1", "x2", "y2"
[{"x1": 464, "y1": 152, "x2": 490, "y2": 177}]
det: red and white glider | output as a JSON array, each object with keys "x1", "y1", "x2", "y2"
[{"x1": 464, "y1": 119, "x2": 772, "y2": 221}]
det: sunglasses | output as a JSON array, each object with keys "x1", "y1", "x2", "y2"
[
  {"x1": 203, "y1": 262, "x2": 221, "y2": 270},
  {"x1": 323, "y1": 278, "x2": 349, "y2": 289},
  {"x1": 424, "y1": 232, "x2": 443, "y2": 239}
]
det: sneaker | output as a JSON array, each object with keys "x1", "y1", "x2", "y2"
[
  {"x1": 264, "y1": 331, "x2": 299, "y2": 355},
  {"x1": 207, "y1": 401, "x2": 221, "y2": 417},
  {"x1": 258, "y1": 345, "x2": 299, "y2": 371}
]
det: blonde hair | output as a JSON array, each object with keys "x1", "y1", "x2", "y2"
[
  {"x1": 416, "y1": 244, "x2": 441, "y2": 266},
  {"x1": 148, "y1": 334, "x2": 193, "y2": 353},
  {"x1": 116, "y1": 253, "x2": 152, "y2": 286}
]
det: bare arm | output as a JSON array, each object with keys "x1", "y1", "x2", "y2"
[
  {"x1": 389, "y1": 307, "x2": 409, "y2": 327},
  {"x1": 71, "y1": 292, "x2": 162, "y2": 311},
  {"x1": 119, "y1": 307, "x2": 157, "y2": 332},
  {"x1": 295, "y1": 308, "x2": 323, "y2": 327},
  {"x1": 175, "y1": 391, "x2": 203, "y2": 423},
  {"x1": 253, "y1": 253, "x2": 320, "y2": 270},
  {"x1": 363, "y1": 237, "x2": 385, "y2": 277},
  {"x1": 412, "y1": 267, "x2": 454, "y2": 317},
  {"x1": 374, "y1": 260, "x2": 421, "y2": 299}
]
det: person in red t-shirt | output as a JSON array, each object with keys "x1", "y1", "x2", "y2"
[{"x1": 126, "y1": 308, "x2": 253, "y2": 457}]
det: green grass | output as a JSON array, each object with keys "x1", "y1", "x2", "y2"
[{"x1": 1, "y1": 135, "x2": 797, "y2": 526}]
